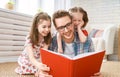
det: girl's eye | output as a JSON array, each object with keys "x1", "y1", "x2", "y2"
[
  {"x1": 73, "y1": 20, "x2": 76, "y2": 22},
  {"x1": 43, "y1": 25, "x2": 51, "y2": 28},
  {"x1": 43, "y1": 26, "x2": 46, "y2": 28},
  {"x1": 78, "y1": 20, "x2": 82, "y2": 22},
  {"x1": 48, "y1": 25, "x2": 51, "y2": 28},
  {"x1": 42, "y1": 25, "x2": 46, "y2": 28}
]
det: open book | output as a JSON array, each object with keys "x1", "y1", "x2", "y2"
[{"x1": 40, "y1": 48, "x2": 105, "y2": 77}]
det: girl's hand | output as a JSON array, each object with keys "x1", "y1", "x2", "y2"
[
  {"x1": 90, "y1": 72, "x2": 103, "y2": 77},
  {"x1": 77, "y1": 22, "x2": 84, "y2": 29},
  {"x1": 35, "y1": 69, "x2": 52, "y2": 77},
  {"x1": 38, "y1": 63, "x2": 50, "y2": 72},
  {"x1": 77, "y1": 23, "x2": 82, "y2": 29},
  {"x1": 35, "y1": 63, "x2": 52, "y2": 77}
]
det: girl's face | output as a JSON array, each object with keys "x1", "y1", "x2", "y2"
[
  {"x1": 37, "y1": 20, "x2": 51, "y2": 37},
  {"x1": 72, "y1": 12, "x2": 84, "y2": 28}
]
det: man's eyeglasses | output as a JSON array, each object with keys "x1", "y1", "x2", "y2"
[{"x1": 57, "y1": 22, "x2": 72, "y2": 32}]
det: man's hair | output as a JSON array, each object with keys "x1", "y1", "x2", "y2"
[
  {"x1": 69, "y1": 7, "x2": 89, "y2": 28},
  {"x1": 52, "y1": 10, "x2": 72, "y2": 28}
]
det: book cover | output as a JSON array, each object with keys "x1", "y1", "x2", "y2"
[{"x1": 40, "y1": 48, "x2": 105, "y2": 77}]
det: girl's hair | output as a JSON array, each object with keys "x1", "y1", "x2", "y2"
[
  {"x1": 69, "y1": 7, "x2": 89, "y2": 28},
  {"x1": 29, "y1": 12, "x2": 51, "y2": 46}
]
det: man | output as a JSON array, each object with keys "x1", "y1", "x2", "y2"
[
  {"x1": 49, "y1": 10, "x2": 94, "y2": 57},
  {"x1": 38, "y1": 10, "x2": 103, "y2": 77}
]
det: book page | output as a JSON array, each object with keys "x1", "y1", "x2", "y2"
[
  {"x1": 43, "y1": 49, "x2": 72, "y2": 59},
  {"x1": 72, "y1": 51, "x2": 104, "y2": 60},
  {"x1": 42, "y1": 49, "x2": 104, "y2": 60}
]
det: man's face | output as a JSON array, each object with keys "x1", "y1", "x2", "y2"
[{"x1": 55, "y1": 16, "x2": 74, "y2": 42}]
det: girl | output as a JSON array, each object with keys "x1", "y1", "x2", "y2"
[
  {"x1": 57, "y1": 7, "x2": 89, "y2": 53},
  {"x1": 15, "y1": 12, "x2": 52, "y2": 76}
]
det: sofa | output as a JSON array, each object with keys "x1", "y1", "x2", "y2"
[{"x1": 86, "y1": 23, "x2": 120, "y2": 61}]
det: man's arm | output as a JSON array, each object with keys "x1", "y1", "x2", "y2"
[{"x1": 48, "y1": 34, "x2": 58, "y2": 52}]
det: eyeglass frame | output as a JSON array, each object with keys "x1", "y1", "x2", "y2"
[{"x1": 56, "y1": 21, "x2": 72, "y2": 32}]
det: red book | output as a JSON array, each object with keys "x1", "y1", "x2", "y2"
[{"x1": 40, "y1": 48, "x2": 105, "y2": 77}]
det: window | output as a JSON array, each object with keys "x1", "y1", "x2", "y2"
[
  {"x1": 0, "y1": 0, "x2": 14, "y2": 9},
  {"x1": 16, "y1": 0, "x2": 55, "y2": 16},
  {"x1": 40, "y1": 0, "x2": 54, "y2": 16},
  {"x1": 0, "y1": 0, "x2": 71, "y2": 16},
  {"x1": 16, "y1": 0, "x2": 39, "y2": 15}
]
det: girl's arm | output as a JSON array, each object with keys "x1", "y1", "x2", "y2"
[
  {"x1": 57, "y1": 33, "x2": 63, "y2": 53},
  {"x1": 26, "y1": 45, "x2": 49, "y2": 71},
  {"x1": 77, "y1": 24, "x2": 87, "y2": 43},
  {"x1": 27, "y1": 45, "x2": 52, "y2": 76}
]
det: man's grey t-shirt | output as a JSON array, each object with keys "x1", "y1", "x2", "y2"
[{"x1": 64, "y1": 42, "x2": 75, "y2": 58}]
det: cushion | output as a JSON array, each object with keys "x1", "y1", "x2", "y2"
[
  {"x1": 89, "y1": 29, "x2": 104, "y2": 38},
  {"x1": 90, "y1": 29, "x2": 105, "y2": 53},
  {"x1": 92, "y1": 38, "x2": 105, "y2": 52}
]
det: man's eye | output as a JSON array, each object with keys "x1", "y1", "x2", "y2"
[
  {"x1": 57, "y1": 26, "x2": 64, "y2": 30},
  {"x1": 59, "y1": 26, "x2": 64, "y2": 29},
  {"x1": 66, "y1": 23, "x2": 71, "y2": 27},
  {"x1": 67, "y1": 23, "x2": 70, "y2": 26}
]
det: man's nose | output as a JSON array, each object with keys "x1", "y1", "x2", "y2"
[{"x1": 64, "y1": 27, "x2": 68, "y2": 32}]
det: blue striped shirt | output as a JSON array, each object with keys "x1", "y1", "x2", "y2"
[{"x1": 49, "y1": 32, "x2": 94, "y2": 56}]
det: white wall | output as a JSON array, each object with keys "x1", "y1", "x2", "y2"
[
  {"x1": 71, "y1": 0, "x2": 120, "y2": 25},
  {"x1": 54, "y1": 0, "x2": 71, "y2": 11}
]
